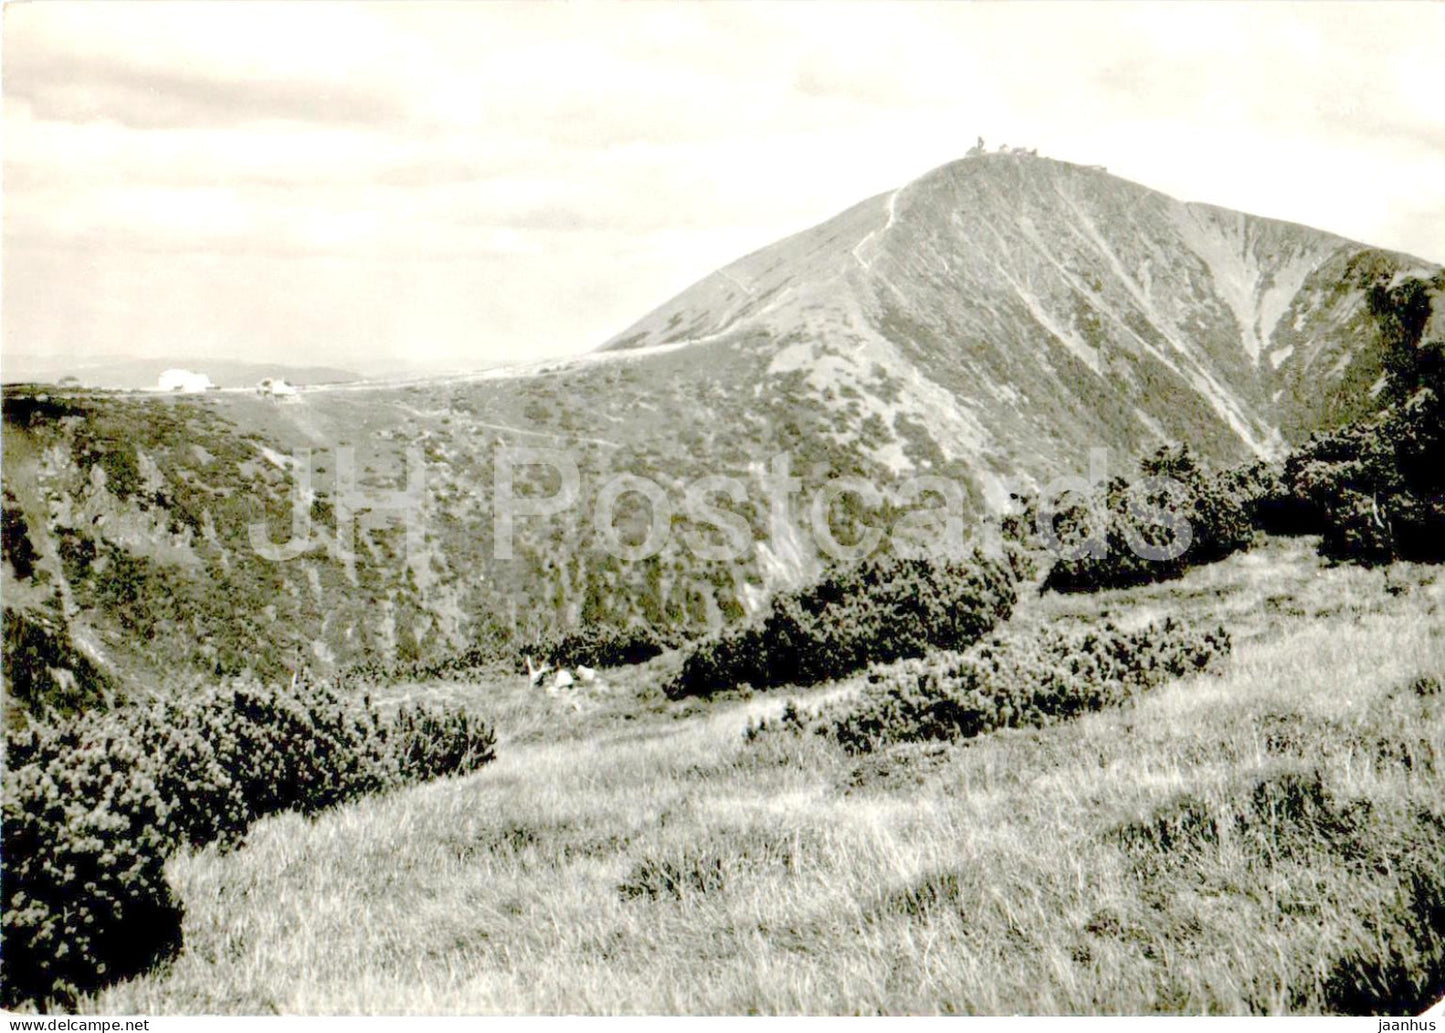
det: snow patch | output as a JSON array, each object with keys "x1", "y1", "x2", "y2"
[
  {"x1": 1134, "y1": 407, "x2": 1168, "y2": 442},
  {"x1": 975, "y1": 467, "x2": 1029, "y2": 515},
  {"x1": 1172, "y1": 206, "x2": 1333, "y2": 366},
  {"x1": 257, "y1": 445, "x2": 293, "y2": 469},
  {"x1": 1014, "y1": 283, "x2": 1101, "y2": 374},
  {"x1": 1174, "y1": 208, "x2": 1267, "y2": 362}
]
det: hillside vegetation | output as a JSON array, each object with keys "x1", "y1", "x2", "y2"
[
  {"x1": 667, "y1": 551, "x2": 1020, "y2": 699},
  {"x1": 786, "y1": 618, "x2": 1231, "y2": 753},
  {"x1": 2, "y1": 679, "x2": 497, "y2": 1009},
  {"x1": 3, "y1": 156, "x2": 1444, "y2": 1016},
  {"x1": 1263, "y1": 278, "x2": 1445, "y2": 565},
  {"x1": 76, "y1": 538, "x2": 1445, "y2": 1015},
  {"x1": 4, "y1": 158, "x2": 1441, "y2": 711}
]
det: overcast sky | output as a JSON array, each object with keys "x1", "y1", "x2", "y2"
[{"x1": 4, "y1": 1, "x2": 1443, "y2": 375}]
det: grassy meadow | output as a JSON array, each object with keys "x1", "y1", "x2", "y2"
[{"x1": 84, "y1": 537, "x2": 1445, "y2": 1015}]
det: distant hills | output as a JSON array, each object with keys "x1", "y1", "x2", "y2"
[{"x1": 0, "y1": 355, "x2": 361, "y2": 390}]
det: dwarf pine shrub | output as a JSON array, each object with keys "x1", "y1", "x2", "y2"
[
  {"x1": 2, "y1": 492, "x2": 38, "y2": 580},
  {"x1": 804, "y1": 619, "x2": 1230, "y2": 754},
  {"x1": 1272, "y1": 387, "x2": 1445, "y2": 565},
  {"x1": 389, "y1": 704, "x2": 498, "y2": 783},
  {"x1": 343, "y1": 636, "x2": 513, "y2": 685},
  {"x1": 1041, "y1": 445, "x2": 1255, "y2": 594},
  {"x1": 1, "y1": 679, "x2": 497, "y2": 1009},
  {"x1": 126, "y1": 684, "x2": 399, "y2": 850},
  {"x1": 1250, "y1": 272, "x2": 1444, "y2": 567},
  {"x1": 2, "y1": 608, "x2": 113, "y2": 718},
  {"x1": 516, "y1": 623, "x2": 675, "y2": 674},
  {"x1": 2, "y1": 717, "x2": 182, "y2": 1010},
  {"x1": 666, "y1": 550, "x2": 1019, "y2": 699}
]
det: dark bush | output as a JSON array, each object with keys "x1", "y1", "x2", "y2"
[
  {"x1": 388, "y1": 703, "x2": 497, "y2": 783},
  {"x1": 1, "y1": 387, "x2": 87, "y2": 429},
  {"x1": 1, "y1": 719, "x2": 182, "y2": 1010},
  {"x1": 517, "y1": 623, "x2": 674, "y2": 674},
  {"x1": 2, "y1": 608, "x2": 113, "y2": 718},
  {"x1": 1274, "y1": 388, "x2": 1444, "y2": 565},
  {"x1": 2, "y1": 494, "x2": 38, "y2": 580},
  {"x1": 124, "y1": 684, "x2": 396, "y2": 850},
  {"x1": 1369, "y1": 272, "x2": 1444, "y2": 403},
  {"x1": 804, "y1": 619, "x2": 1230, "y2": 754},
  {"x1": 1, "y1": 679, "x2": 497, "y2": 1009},
  {"x1": 1041, "y1": 445, "x2": 1255, "y2": 593},
  {"x1": 343, "y1": 636, "x2": 513, "y2": 686},
  {"x1": 1253, "y1": 272, "x2": 1444, "y2": 566},
  {"x1": 665, "y1": 550, "x2": 1019, "y2": 699},
  {"x1": 1410, "y1": 674, "x2": 1442, "y2": 698}
]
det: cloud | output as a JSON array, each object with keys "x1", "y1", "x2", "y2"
[
  {"x1": 1074, "y1": 3, "x2": 1445, "y2": 154},
  {"x1": 3, "y1": 1, "x2": 1442, "y2": 371},
  {"x1": 8, "y1": 52, "x2": 411, "y2": 130}
]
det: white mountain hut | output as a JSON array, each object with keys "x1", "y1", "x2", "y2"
[
  {"x1": 158, "y1": 368, "x2": 213, "y2": 393},
  {"x1": 257, "y1": 377, "x2": 299, "y2": 400}
]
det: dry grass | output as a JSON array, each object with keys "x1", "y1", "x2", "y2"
[{"x1": 84, "y1": 538, "x2": 1445, "y2": 1014}]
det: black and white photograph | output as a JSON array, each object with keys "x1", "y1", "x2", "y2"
[{"x1": 2, "y1": 0, "x2": 1443, "y2": 1019}]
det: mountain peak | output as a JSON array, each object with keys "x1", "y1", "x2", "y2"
[{"x1": 602, "y1": 153, "x2": 1437, "y2": 472}]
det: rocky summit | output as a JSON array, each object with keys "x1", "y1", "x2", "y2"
[{"x1": 607, "y1": 151, "x2": 1439, "y2": 496}]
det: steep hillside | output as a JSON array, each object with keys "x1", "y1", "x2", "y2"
[
  {"x1": 607, "y1": 153, "x2": 1439, "y2": 478},
  {"x1": 2, "y1": 375, "x2": 789, "y2": 707}
]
